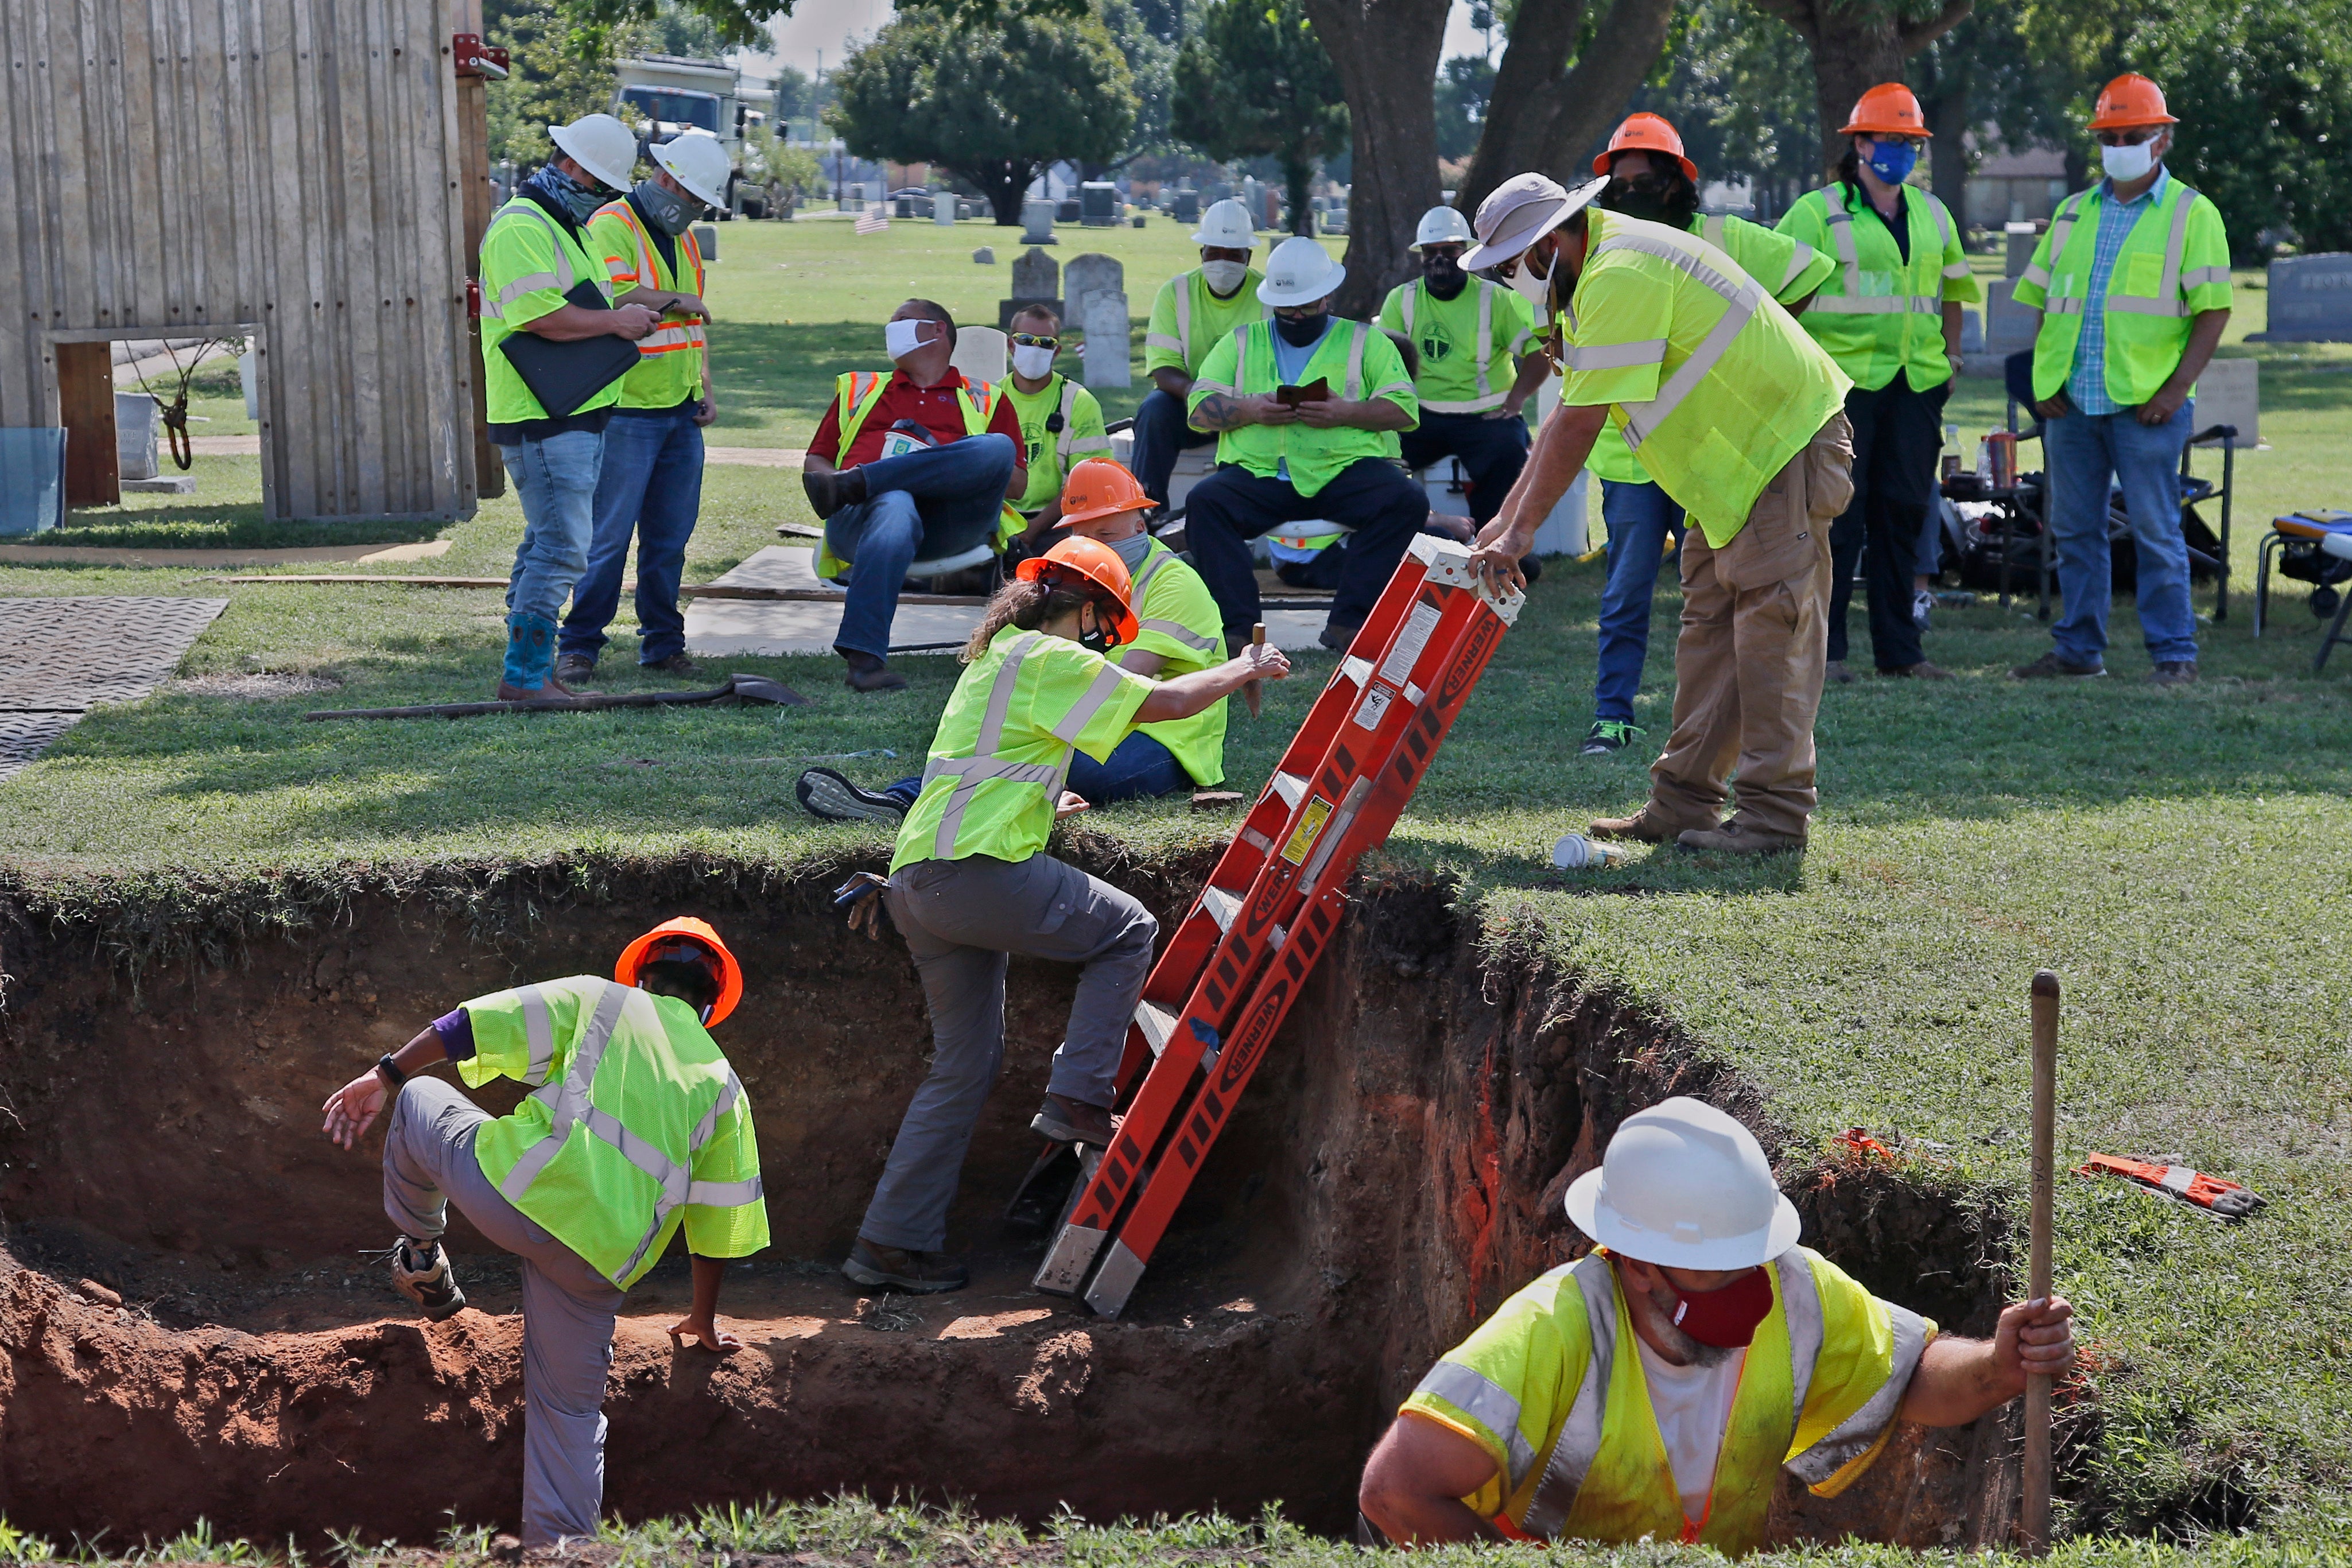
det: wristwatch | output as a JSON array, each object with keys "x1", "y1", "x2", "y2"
[{"x1": 375, "y1": 1052, "x2": 409, "y2": 1089}]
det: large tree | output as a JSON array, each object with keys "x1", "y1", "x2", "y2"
[
  {"x1": 1454, "y1": 0, "x2": 1680, "y2": 216},
  {"x1": 829, "y1": 5, "x2": 1138, "y2": 223},
  {"x1": 1905, "y1": 0, "x2": 2078, "y2": 230},
  {"x1": 1628, "y1": 0, "x2": 1820, "y2": 218},
  {"x1": 1742, "y1": 0, "x2": 1974, "y2": 174},
  {"x1": 1293, "y1": 0, "x2": 1449, "y2": 316},
  {"x1": 1172, "y1": 0, "x2": 1349, "y2": 234}
]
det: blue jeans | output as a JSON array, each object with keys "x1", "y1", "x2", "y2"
[
  {"x1": 1130, "y1": 388, "x2": 1216, "y2": 508},
  {"x1": 559, "y1": 405, "x2": 704, "y2": 665},
  {"x1": 2044, "y1": 398, "x2": 2198, "y2": 666},
  {"x1": 501, "y1": 429, "x2": 604, "y2": 624},
  {"x1": 1067, "y1": 731, "x2": 1190, "y2": 803},
  {"x1": 825, "y1": 433, "x2": 1017, "y2": 659},
  {"x1": 1593, "y1": 478, "x2": 1687, "y2": 723}
]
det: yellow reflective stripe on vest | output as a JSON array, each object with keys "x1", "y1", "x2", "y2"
[
  {"x1": 497, "y1": 980, "x2": 632, "y2": 1206},
  {"x1": 482, "y1": 200, "x2": 578, "y2": 320},
  {"x1": 1565, "y1": 339, "x2": 1668, "y2": 372},
  {"x1": 1519, "y1": 1253, "x2": 1621, "y2": 1536},
  {"x1": 1808, "y1": 187, "x2": 1942, "y2": 316},
  {"x1": 924, "y1": 632, "x2": 1062, "y2": 857},
  {"x1": 1593, "y1": 230, "x2": 1768, "y2": 453},
  {"x1": 834, "y1": 372, "x2": 891, "y2": 464}
]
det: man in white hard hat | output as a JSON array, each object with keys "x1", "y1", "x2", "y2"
[
  {"x1": 558, "y1": 131, "x2": 728, "y2": 686},
  {"x1": 1361, "y1": 1097, "x2": 2075, "y2": 1553},
  {"x1": 482, "y1": 113, "x2": 659, "y2": 700},
  {"x1": 1184, "y1": 235, "x2": 1429, "y2": 652},
  {"x1": 1376, "y1": 206, "x2": 1551, "y2": 529},
  {"x1": 1133, "y1": 198, "x2": 1267, "y2": 510},
  {"x1": 1462, "y1": 173, "x2": 1856, "y2": 855}
]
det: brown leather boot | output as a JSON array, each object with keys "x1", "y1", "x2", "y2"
[
  {"x1": 1676, "y1": 821, "x2": 1807, "y2": 855},
  {"x1": 1590, "y1": 808, "x2": 1714, "y2": 844}
]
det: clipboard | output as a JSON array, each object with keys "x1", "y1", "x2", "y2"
[{"x1": 499, "y1": 279, "x2": 642, "y2": 418}]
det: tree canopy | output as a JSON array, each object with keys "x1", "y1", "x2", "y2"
[{"x1": 1172, "y1": 0, "x2": 1348, "y2": 234}]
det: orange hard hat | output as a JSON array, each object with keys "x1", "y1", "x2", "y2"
[
  {"x1": 1016, "y1": 535, "x2": 1141, "y2": 647},
  {"x1": 1839, "y1": 82, "x2": 1931, "y2": 138},
  {"x1": 615, "y1": 916, "x2": 744, "y2": 1027},
  {"x1": 2090, "y1": 73, "x2": 2176, "y2": 131},
  {"x1": 1058, "y1": 457, "x2": 1152, "y2": 528},
  {"x1": 1593, "y1": 112, "x2": 1698, "y2": 184}
]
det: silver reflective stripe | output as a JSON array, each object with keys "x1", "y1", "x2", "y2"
[
  {"x1": 923, "y1": 754, "x2": 1062, "y2": 786},
  {"x1": 1521, "y1": 1253, "x2": 1620, "y2": 1538},
  {"x1": 1400, "y1": 284, "x2": 1416, "y2": 335},
  {"x1": 1777, "y1": 1248, "x2": 1824, "y2": 1439},
  {"x1": 1140, "y1": 618, "x2": 1217, "y2": 652},
  {"x1": 2047, "y1": 296, "x2": 2086, "y2": 316},
  {"x1": 1415, "y1": 1360, "x2": 1539, "y2": 1493},
  {"x1": 686, "y1": 1175, "x2": 764, "y2": 1206},
  {"x1": 1190, "y1": 380, "x2": 1236, "y2": 397},
  {"x1": 2182, "y1": 265, "x2": 2230, "y2": 289},
  {"x1": 1780, "y1": 239, "x2": 1819, "y2": 295},
  {"x1": 1702, "y1": 213, "x2": 1726, "y2": 250},
  {"x1": 1785, "y1": 1303, "x2": 1931, "y2": 1485},
  {"x1": 1822, "y1": 184, "x2": 1863, "y2": 298},
  {"x1": 1563, "y1": 338, "x2": 1667, "y2": 372},
  {"x1": 933, "y1": 632, "x2": 1043, "y2": 859},
  {"x1": 1806, "y1": 294, "x2": 1941, "y2": 316},
  {"x1": 1473, "y1": 279, "x2": 1495, "y2": 402},
  {"x1": 613, "y1": 1062, "x2": 763, "y2": 1284},
  {"x1": 688, "y1": 1071, "x2": 744, "y2": 1152},
  {"x1": 518, "y1": 984, "x2": 556, "y2": 1086},
  {"x1": 1593, "y1": 228, "x2": 1766, "y2": 452},
  {"x1": 1817, "y1": 186, "x2": 1941, "y2": 315},
  {"x1": 1346, "y1": 321, "x2": 1368, "y2": 401},
  {"x1": 490, "y1": 200, "x2": 581, "y2": 301},
  {"x1": 2020, "y1": 263, "x2": 2051, "y2": 291},
  {"x1": 2029, "y1": 192, "x2": 2089, "y2": 303},
  {"x1": 1050, "y1": 664, "x2": 1131, "y2": 743},
  {"x1": 1943, "y1": 262, "x2": 1972, "y2": 279},
  {"x1": 1146, "y1": 331, "x2": 1183, "y2": 354},
  {"x1": 496, "y1": 980, "x2": 631, "y2": 1205},
  {"x1": 1133, "y1": 546, "x2": 1173, "y2": 596}
]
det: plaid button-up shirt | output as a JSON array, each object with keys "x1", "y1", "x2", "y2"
[{"x1": 2066, "y1": 168, "x2": 2171, "y2": 414}]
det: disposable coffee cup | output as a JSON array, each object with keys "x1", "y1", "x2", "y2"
[{"x1": 1551, "y1": 833, "x2": 1629, "y2": 870}]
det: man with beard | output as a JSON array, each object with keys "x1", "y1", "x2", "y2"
[{"x1": 1357, "y1": 1099, "x2": 2076, "y2": 1550}]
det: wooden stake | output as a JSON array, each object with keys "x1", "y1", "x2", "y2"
[
  {"x1": 2023, "y1": 968, "x2": 2060, "y2": 1555},
  {"x1": 1244, "y1": 622, "x2": 1266, "y2": 719}
]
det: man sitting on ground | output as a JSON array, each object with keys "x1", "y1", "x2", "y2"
[
  {"x1": 802, "y1": 299, "x2": 1026, "y2": 691},
  {"x1": 1005, "y1": 304, "x2": 1112, "y2": 550},
  {"x1": 1132, "y1": 198, "x2": 1267, "y2": 511},
  {"x1": 1184, "y1": 235, "x2": 1429, "y2": 653}
]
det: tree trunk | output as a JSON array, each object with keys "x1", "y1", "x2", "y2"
[
  {"x1": 1749, "y1": 0, "x2": 1975, "y2": 177},
  {"x1": 1300, "y1": 0, "x2": 1449, "y2": 319},
  {"x1": 956, "y1": 159, "x2": 1037, "y2": 224},
  {"x1": 1283, "y1": 156, "x2": 1316, "y2": 236},
  {"x1": 1457, "y1": 0, "x2": 1676, "y2": 220},
  {"x1": 1920, "y1": 71, "x2": 1973, "y2": 232}
]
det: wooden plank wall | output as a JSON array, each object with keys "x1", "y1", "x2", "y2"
[{"x1": 0, "y1": 0, "x2": 476, "y2": 521}]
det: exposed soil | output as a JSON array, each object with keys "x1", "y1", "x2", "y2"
[{"x1": 0, "y1": 853, "x2": 2020, "y2": 1548}]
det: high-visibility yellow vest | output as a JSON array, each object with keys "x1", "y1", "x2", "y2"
[
  {"x1": 1186, "y1": 319, "x2": 1419, "y2": 499},
  {"x1": 1379, "y1": 277, "x2": 1536, "y2": 414},
  {"x1": 890, "y1": 626, "x2": 1156, "y2": 874},
  {"x1": 1403, "y1": 1248, "x2": 1933, "y2": 1555},
  {"x1": 2012, "y1": 173, "x2": 2233, "y2": 406},
  {"x1": 1588, "y1": 211, "x2": 1838, "y2": 486},
  {"x1": 1144, "y1": 267, "x2": 1270, "y2": 378},
  {"x1": 460, "y1": 975, "x2": 769, "y2": 1288},
  {"x1": 813, "y1": 370, "x2": 1023, "y2": 579},
  {"x1": 1128, "y1": 537, "x2": 1228, "y2": 786},
  {"x1": 1557, "y1": 210, "x2": 1850, "y2": 547},
  {"x1": 588, "y1": 196, "x2": 709, "y2": 410},
  {"x1": 1007, "y1": 373, "x2": 1112, "y2": 513},
  {"x1": 1777, "y1": 183, "x2": 1978, "y2": 392},
  {"x1": 478, "y1": 197, "x2": 622, "y2": 426}
]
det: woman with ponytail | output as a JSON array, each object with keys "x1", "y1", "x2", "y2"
[{"x1": 844, "y1": 535, "x2": 1290, "y2": 1295}]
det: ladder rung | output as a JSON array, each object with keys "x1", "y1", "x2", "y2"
[
  {"x1": 1270, "y1": 770, "x2": 1307, "y2": 808},
  {"x1": 1239, "y1": 826, "x2": 1274, "y2": 854},
  {"x1": 1134, "y1": 999, "x2": 1179, "y2": 1057},
  {"x1": 1200, "y1": 886, "x2": 1240, "y2": 930}
]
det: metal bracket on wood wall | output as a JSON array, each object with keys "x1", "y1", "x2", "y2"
[{"x1": 453, "y1": 34, "x2": 510, "y2": 79}]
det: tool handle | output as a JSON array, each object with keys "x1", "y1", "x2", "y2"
[
  {"x1": 1243, "y1": 623, "x2": 1267, "y2": 718},
  {"x1": 2022, "y1": 968, "x2": 2060, "y2": 1554}
]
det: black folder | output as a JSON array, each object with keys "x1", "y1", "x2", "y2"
[{"x1": 499, "y1": 279, "x2": 642, "y2": 417}]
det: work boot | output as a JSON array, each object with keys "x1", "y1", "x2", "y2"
[
  {"x1": 1880, "y1": 660, "x2": 1953, "y2": 680},
  {"x1": 2150, "y1": 660, "x2": 2199, "y2": 686},
  {"x1": 643, "y1": 652, "x2": 700, "y2": 678},
  {"x1": 553, "y1": 653, "x2": 597, "y2": 686},
  {"x1": 795, "y1": 766, "x2": 908, "y2": 824},
  {"x1": 1676, "y1": 821, "x2": 1806, "y2": 856},
  {"x1": 2011, "y1": 650, "x2": 2105, "y2": 680},
  {"x1": 389, "y1": 1236, "x2": 467, "y2": 1321},
  {"x1": 1823, "y1": 660, "x2": 1856, "y2": 685},
  {"x1": 1030, "y1": 1093, "x2": 1118, "y2": 1147},
  {"x1": 1591, "y1": 808, "x2": 1710, "y2": 844},
  {"x1": 842, "y1": 1238, "x2": 969, "y2": 1295},
  {"x1": 1318, "y1": 620, "x2": 1359, "y2": 654},
  {"x1": 839, "y1": 649, "x2": 907, "y2": 693},
  {"x1": 1580, "y1": 719, "x2": 1643, "y2": 756},
  {"x1": 801, "y1": 464, "x2": 867, "y2": 521},
  {"x1": 495, "y1": 674, "x2": 594, "y2": 701}
]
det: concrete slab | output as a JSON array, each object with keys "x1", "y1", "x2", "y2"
[{"x1": 0, "y1": 538, "x2": 451, "y2": 568}]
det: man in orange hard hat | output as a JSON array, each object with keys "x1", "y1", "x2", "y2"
[
  {"x1": 319, "y1": 918, "x2": 768, "y2": 1545},
  {"x1": 2011, "y1": 73, "x2": 2231, "y2": 686}
]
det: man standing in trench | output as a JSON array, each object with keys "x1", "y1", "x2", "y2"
[{"x1": 319, "y1": 918, "x2": 769, "y2": 1546}]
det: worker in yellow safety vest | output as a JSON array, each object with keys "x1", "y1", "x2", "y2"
[
  {"x1": 1004, "y1": 302, "x2": 1113, "y2": 545},
  {"x1": 1359, "y1": 1097, "x2": 2075, "y2": 1552},
  {"x1": 2009, "y1": 73, "x2": 2231, "y2": 686},
  {"x1": 1579, "y1": 112, "x2": 1837, "y2": 758},
  {"x1": 1777, "y1": 83, "x2": 1981, "y2": 682},
  {"x1": 844, "y1": 537, "x2": 1287, "y2": 1294},
  {"x1": 558, "y1": 130, "x2": 728, "y2": 686},
  {"x1": 320, "y1": 917, "x2": 768, "y2": 1547},
  {"x1": 1134, "y1": 197, "x2": 1268, "y2": 509},
  {"x1": 1462, "y1": 173, "x2": 1854, "y2": 855}
]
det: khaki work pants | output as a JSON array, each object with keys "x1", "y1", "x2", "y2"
[{"x1": 1645, "y1": 413, "x2": 1856, "y2": 841}]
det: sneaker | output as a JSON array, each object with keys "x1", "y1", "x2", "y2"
[
  {"x1": 1880, "y1": 661, "x2": 1953, "y2": 680},
  {"x1": 1590, "y1": 808, "x2": 1710, "y2": 844},
  {"x1": 1823, "y1": 661, "x2": 1856, "y2": 685},
  {"x1": 389, "y1": 1236, "x2": 467, "y2": 1321},
  {"x1": 796, "y1": 766, "x2": 908, "y2": 824},
  {"x1": 1912, "y1": 589, "x2": 1935, "y2": 629},
  {"x1": 2151, "y1": 661, "x2": 2199, "y2": 686},
  {"x1": 1676, "y1": 821, "x2": 1806, "y2": 856},
  {"x1": 553, "y1": 653, "x2": 596, "y2": 686},
  {"x1": 2010, "y1": 651, "x2": 2106, "y2": 680},
  {"x1": 1030, "y1": 1093, "x2": 1117, "y2": 1146},
  {"x1": 1580, "y1": 719, "x2": 1643, "y2": 756},
  {"x1": 842, "y1": 1238, "x2": 969, "y2": 1295}
]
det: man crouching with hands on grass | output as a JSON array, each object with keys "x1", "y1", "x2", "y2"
[{"x1": 321, "y1": 918, "x2": 769, "y2": 1547}]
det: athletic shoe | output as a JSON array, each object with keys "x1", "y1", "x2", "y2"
[
  {"x1": 1580, "y1": 719, "x2": 1643, "y2": 755},
  {"x1": 389, "y1": 1237, "x2": 467, "y2": 1321},
  {"x1": 2010, "y1": 651, "x2": 2105, "y2": 680},
  {"x1": 842, "y1": 1239, "x2": 969, "y2": 1295},
  {"x1": 796, "y1": 767, "x2": 907, "y2": 824},
  {"x1": 1912, "y1": 589, "x2": 1935, "y2": 629}
]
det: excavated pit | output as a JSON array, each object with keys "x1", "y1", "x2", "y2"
[{"x1": 0, "y1": 859, "x2": 2021, "y2": 1548}]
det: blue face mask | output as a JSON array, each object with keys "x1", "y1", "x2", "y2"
[{"x1": 1864, "y1": 140, "x2": 1919, "y2": 187}]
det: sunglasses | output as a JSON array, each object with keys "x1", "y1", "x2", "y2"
[
  {"x1": 1868, "y1": 135, "x2": 1926, "y2": 150},
  {"x1": 2095, "y1": 129, "x2": 2161, "y2": 146},
  {"x1": 1010, "y1": 332, "x2": 1059, "y2": 350}
]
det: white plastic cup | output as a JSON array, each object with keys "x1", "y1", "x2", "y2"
[{"x1": 1551, "y1": 833, "x2": 1629, "y2": 870}]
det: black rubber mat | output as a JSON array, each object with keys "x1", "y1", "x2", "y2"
[{"x1": 0, "y1": 596, "x2": 227, "y2": 777}]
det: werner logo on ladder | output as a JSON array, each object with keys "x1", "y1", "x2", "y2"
[{"x1": 1035, "y1": 533, "x2": 1523, "y2": 1316}]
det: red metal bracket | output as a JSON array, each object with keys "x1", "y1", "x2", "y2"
[{"x1": 453, "y1": 33, "x2": 510, "y2": 79}]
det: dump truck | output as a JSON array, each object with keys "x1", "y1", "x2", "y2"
[{"x1": 610, "y1": 54, "x2": 772, "y2": 217}]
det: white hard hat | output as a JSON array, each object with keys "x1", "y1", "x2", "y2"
[
  {"x1": 1460, "y1": 172, "x2": 1608, "y2": 271},
  {"x1": 653, "y1": 131, "x2": 731, "y2": 207},
  {"x1": 1564, "y1": 1097, "x2": 1802, "y2": 1270},
  {"x1": 1257, "y1": 235, "x2": 1346, "y2": 307},
  {"x1": 548, "y1": 112, "x2": 639, "y2": 192},
  {"x1": 1411, "y1": 204, "x2": 1476, "y2": 252},
  {"x1": 1191, "y1": 197, "x2": 1257, "y2": 249}
]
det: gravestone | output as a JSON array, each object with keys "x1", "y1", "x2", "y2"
[
  {"x1": 933, "y1": 191, "x2": 956, "y2": 226},
  {"x1": 973, "y1": 246, "x2": 996, "y2": 264},
  {"x1": 2005, "y1": 222, "x2": 2038, "y2": 279},
  {"x1": 1172, "y1": 189, "x2": 1201, "y2": 224},
  {"x1": 1056, "y1": 197, "x2": 1081, "y2": 223},
  {"x1": 1022, "y1": 199, "x2": 1057, "y2": 245},
  {"x1": 1959, "y1": 306, "x2": 1985, "y2": 354},
  {"x1": 999, "y1": 246, "x2": 1065, "y2": 331},
  {"x1": 115, "y1": 392, "x2": 159, "y2": 480},
  {"x1": 1080, "y1": 181, "x2": 1119, "y2": 227},
  {"x1": 1204, "y1": 181, "x2": 1233, "y2": 205},
  {"x1": 1082, "y1": 290, "x2": 1131, "y2": 388},
  {"x1": 1065, "y1": 253, "x2": 1124, "y2": 330},
  {"x1": 693, "y1": 223, "x2": 717, "y2": 262},
  {"x1": 1240, "y1": 178, "x2": 1265, "y2": 231},
  {"x1": 2189, "y1": 356, "x2": 2258, "y2": 447},
  {"x1": 2250, "y1": 253, "x2": 2352, "y2": 342}
]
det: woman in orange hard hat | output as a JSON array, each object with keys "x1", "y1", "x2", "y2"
[
  {"x1": 1777, "y1": 83, "x2": 1981, "y2": 682},
  {"x1": 845, "y1": 533, "x2": 1290, "y2": 1294},
  {"x1": 1577, "y1": 111, "x2": 1838, "y2": 759}
]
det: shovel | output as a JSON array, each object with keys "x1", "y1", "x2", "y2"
[
  {"x1": 1243, "y1": 622, "x2": 1265, "y2": 719},
  {"x1": 306, "y1": 672, "x2": 810, "y2": 721}
]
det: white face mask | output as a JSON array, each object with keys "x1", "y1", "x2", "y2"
[
  {"x1": 1201, "y1": 259, "x2": 1249, "y2": 296},
  {"x1": 1011, "y1": 343, "x2": 1056, "y2": 379},
  {"x1": 1508, "y1": 242, "x2": 1555, "y2": 313},
  {"x1": 2100, "y1": 139, "x2": 2159, "y2": 183},
  {"x1": 885, "y1": 318, "x2": 939, "y2": 362}
]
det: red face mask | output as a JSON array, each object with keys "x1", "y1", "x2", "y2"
[{"x1": 1668, "y1": 1267, "x2": 1773, "y2": 1348}]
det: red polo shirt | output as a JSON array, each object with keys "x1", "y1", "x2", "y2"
[{"x1": 810, "y1": 367, "x2": 1027, "y2": 472}]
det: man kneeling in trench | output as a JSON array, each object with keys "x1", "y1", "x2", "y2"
[
  {"x1": 1359, "y1": 1098, "x2": 2074, "y2": 1553},
  {"x1": 320, "y1": 917, "x2": 770, "y2": 1546}
]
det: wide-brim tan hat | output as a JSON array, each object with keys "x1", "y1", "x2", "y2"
[{"x1": 1461, "y1": 173, "x2": 1608, "y2": 271}]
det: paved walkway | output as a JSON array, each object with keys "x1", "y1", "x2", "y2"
[{"x1": 188, "y1": 435, "x2": 806, "y2": 467}]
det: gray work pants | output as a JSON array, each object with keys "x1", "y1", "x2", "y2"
[
  {"x1": 858, "y1": 853, "x2": 1158, "y2": 1253},
  {"x1": 384, "y1": 1078, "x2": 627, "y2": 1547}
]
